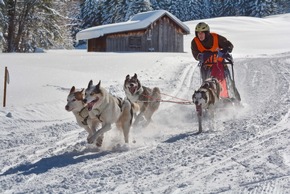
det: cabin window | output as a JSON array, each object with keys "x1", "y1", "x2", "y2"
[{"x1": 129, "y1": 36, "x2": 141, "y2": 48}]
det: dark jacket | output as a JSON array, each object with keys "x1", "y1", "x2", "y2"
[{"x1": 191, "y1": 33, "x2": 234, "y2": 60}]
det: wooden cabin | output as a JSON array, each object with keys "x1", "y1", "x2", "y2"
[{"x1": 76, "y1": 10, "x2": 190, "y2": 52}]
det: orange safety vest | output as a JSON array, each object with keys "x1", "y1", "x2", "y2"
[
  {"x1": 194, "y1": 33, "x2": 229, "y2": 97},
  {"x1": 194, "y1": 33, "x2": 222, "y2": 66}
]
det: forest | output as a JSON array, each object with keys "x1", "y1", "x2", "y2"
[{"x1": 0, "y1": 0, "x2": 289, "y2": 52}]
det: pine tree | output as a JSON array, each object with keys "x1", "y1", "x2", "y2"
[
  {"x1": 124, "y1": 0, "x2": 152, "y2": 21},
  {"x1": 81, "y1": 0, "x2": 102, "y2": 27},
  {"x1": 1, "y1": 0, "x2": 73, "y2": 52},
  {"x1": 279, "y1": 0, "x2": 290, "y2": 13},
  {"x1": 67, "y1": 0, "x2": 83, "y2": 46},
  {"x1": 248, "y1": 0, "x2": 278, "y2": 17},
  {"x1": 151, "y1": 0, "x2": 172, "y2": 10},
  {"x1": 0, "y1": 0, "x2": 4, "y2": 51},
  {"x1": 101, "y1": 0, "x2": 122, "y2": 24},
  {"x1": 168, "y1": 0, "x2": 185, "y2": 21}
]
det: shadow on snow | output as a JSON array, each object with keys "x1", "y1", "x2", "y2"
[
  {"x1": 1, "y1": 149, "x2": 111, "y2": 176},
  {"x1": 163, "y1": 131, "x2": 200, "y2": 143}
]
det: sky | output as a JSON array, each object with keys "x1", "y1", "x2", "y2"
[{"x1": 0, "y1": 13, "x2": 290, "y2": 193}]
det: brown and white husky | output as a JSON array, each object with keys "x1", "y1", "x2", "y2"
[
  {"x1": 123, "y1": 73, "x2": 161, "y2": 128},
  {"x1": 65, "y1": 86, "x2": 98, "y2": 143}
]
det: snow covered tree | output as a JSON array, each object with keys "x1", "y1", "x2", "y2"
[
  {"x1": 150, "y1": 0, "x2": 172, "y2": 11},
  {"x1": 209, "y1": 0, "x2": 237, "y2": 18},
  {"x1": 111, "y1": 0, "x2": 127, "y2": 23},
  {"x1": 279, "y1": 0, "x2": 290, "y2": 13},
  {"x1": 193, "y1": 0, "x2": 211, "y2": 19},
  {"x1": 101, "y1": 0, "x2": 124, "y2": 24},
  {"x1": 0, "y1": 0, "x2": 4, "y2": 51},
  {"x1": 124, "y1": 0, "x2": 152, "y2": 21},
  {"x1": 67, "y1": 0, "x2": 83, "y2": 46},
  {"x1": 247, "y1": 0, "x2": 278, "y2": 17},
  {"x1": 81, "y1": 0, "x2": 102, "y2": 27},
  {"x1": 1, "y1": 0, "x2": 73, "y2": 53},
  {"x1": 168, "y1": 0, "x2": 186, "y2": 21}
]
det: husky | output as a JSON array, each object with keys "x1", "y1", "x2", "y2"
[
  {"x1": 83, "y1": 80, "x2": 138, "y2": 146},
  {"x1": 65, "y1": 86, "x2": 99, "y2": 143},
  {"x1": 123, "y1": 73, "x2": 161, "y2": 128},
  {"x1": 192, "y1": 77, "x2": 221, "y2": 133}
]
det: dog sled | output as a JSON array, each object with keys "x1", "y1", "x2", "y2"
[{"x1": 199, "y1": 50, "x2": 241, "y2": 106}]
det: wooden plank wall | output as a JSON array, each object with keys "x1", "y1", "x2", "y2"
[
  {"x1": 89, "y1": 16, "x2": 185, "y2": 52},
  {"x1": 88, "y1": 36, "x2": 106, "y2": 52},
  {"x1": 151, "y1": 16, "x2": 184, "y2": 52}
]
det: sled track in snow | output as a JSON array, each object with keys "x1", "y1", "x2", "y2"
[
  {"x1": 2, "y1": 53, "x2": 290, "y2": 193},
  {"x1": 186, "y1": 55, "x2": 290, "y2": 193},
  {"x1": 161, "y1": 62, "x2": 198, "y2": 104},
  {"x1": 127, "y1": 55, "x2": 290, "y2": 193}
]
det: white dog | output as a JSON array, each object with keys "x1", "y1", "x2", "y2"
[{"x1": 83, "y1": 80, "x2": 138, "y2": 146}]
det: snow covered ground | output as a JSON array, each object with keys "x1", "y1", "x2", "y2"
[{"x1": 1, "y1": 14, "x2": 290, "y2": 193}]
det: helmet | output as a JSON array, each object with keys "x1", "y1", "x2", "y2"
[{"x1": 195, "y1": 22, "x2": 210, "y2": 32}]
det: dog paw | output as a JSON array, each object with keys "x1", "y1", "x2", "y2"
[
  {"x1": 96, "y1": 141, "x2": 102, "y2": 147},
  {"x1": 87, "y1": 139, "x2": 93, "y2": 144},
  {"x1": 87, "y1": 134, "x2": 96, "y2": 144},
  {"x1": 96, "y1": 136, "x2": 103, "y2": 147}
]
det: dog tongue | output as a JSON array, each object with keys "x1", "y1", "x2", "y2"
[
  {"x1": 87, "y1": 98, "x2": 99, "y2": 111},
  {"x1": 87, "y1": 102, "x2": 94, "y2": 111},
  {"x1": 129, "y1": 87, "x2": 136, "y2": 94},
  {"x1": 196, "y1": 105, "x2": 202, "y2": 116}
]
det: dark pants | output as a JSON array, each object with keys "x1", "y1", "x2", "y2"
[{"x1": 200, "y1": 65, "x2": 211, "y2": 83}]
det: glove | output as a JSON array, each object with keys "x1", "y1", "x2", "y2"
[
  {"x1": 217, "y1": 49, "x2": 227, "y2": 58},
  {"x1": 197, "y1": 52, "x2": 213, "y2": 63},
  {"x1": 197, "y1": 53, "x2": 204, "y2": 62}
]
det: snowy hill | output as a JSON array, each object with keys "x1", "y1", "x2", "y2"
[{"x1": 1, "y1": 14, "x2": 290, "y2": 193}]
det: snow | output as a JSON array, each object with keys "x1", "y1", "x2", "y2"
[
  {"x1": 1, "y1": 13, "x2": 290, "y2": 193},
  {"x1": 76, "y1": 10, "x2": 190, "y2": 41}
]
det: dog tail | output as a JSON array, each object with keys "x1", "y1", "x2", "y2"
[
  {"x1": 117, "y1": 100, "x2": 133, "y2": 129},
  {"x1": 131, "y1": 102, "x2": 140, "y2": 116},
  {"x1": 118, "y1": 99, "x2": 140, "y2": 126},
  {"x1": 150, "y1": 87, "x2": 161, "y2": 110},
  {"x1": 117, "y1": 99, "x2": 139, "y2": 143}
]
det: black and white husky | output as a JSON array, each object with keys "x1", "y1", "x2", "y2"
[
  {"x1": 192, "y1": 77, "x2": 221, "y2": 133},
  {"x1": 123, "y1": 73, "x2": 161, "y2": 128},
  {"x1": 83, "y1": 80, "x2": 139, "y2": 146}
]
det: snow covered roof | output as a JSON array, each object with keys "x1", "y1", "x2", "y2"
[{"x1": 76, "y1": 10, "x2": 190, "y2": 41}]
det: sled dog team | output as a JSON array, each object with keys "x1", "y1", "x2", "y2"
[
  {"x1": 65, "y1": 73, "x2": 221, "y2": 147},
  {"x1": 65, "y1": 73, "x2": 161, "y2": 147}
]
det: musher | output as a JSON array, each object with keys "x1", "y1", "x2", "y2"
[{"x1": 191, "y1": 22, "x2": 241, "y2": 101}]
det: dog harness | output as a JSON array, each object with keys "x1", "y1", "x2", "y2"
[
  {"x1": 116, "y1": 96, "x2": 123, "y2": 110},
  {"x1": 78, "y1": 107, "x2": 89, "y2": 125},
  {"x1": 92, "y1": 96, "x2": 123, "y2": 122}
]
